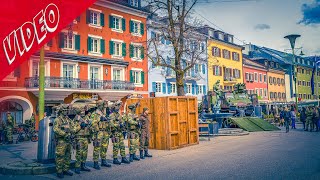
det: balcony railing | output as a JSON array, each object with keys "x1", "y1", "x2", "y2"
[
  {"x1": 25, "y1": 77, "x2": 135, "y2": 91},
  {"x1": 224, "y1": 76, "x2": 237, "y2": 82}
]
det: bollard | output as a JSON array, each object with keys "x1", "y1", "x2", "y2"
[{"x1": 37, "y1": 116, "x2": 55, "y2": 163}]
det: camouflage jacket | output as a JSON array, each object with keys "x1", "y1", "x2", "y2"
[
  {"x1": 90, "y1": 110, "x2": 111, "y2": 134},
  {"x1": 110, "y1": 112, "x2": 125, "y2": 134},
  {"x1": 127, "y1": 112, "x2": 140, "y2": 132},
  {"x1": 6, "y1": 115, "x2": 14, "y2": 129},
  {"x1": 53, "y1": 115, "x2": 74, "y2": 141},
  {"x1": 139, "y1": 113, "x2": 150, "y2": 134},
  {"x1": 73, "y1": 115, "x2": 91, "y2": 137}
]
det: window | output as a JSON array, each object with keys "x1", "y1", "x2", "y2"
[
  {"x1": 155, "y1": 82, "x2": 162, "y2": 93},
  {"x1": 232, "y1": 52, "x2": 239, "y2": 61},
  {"x1": 264, "y1": 89, "x2": 267, "y2": 97},
  {"x1": 212, "y1": 47, "x2": 221, "y2": 57},
  {"x1": 64, "y1": 34, "x2": 74, "y2": 50},
  {"x1": 114, "y1": 42, "x2": 121, "y2": 56},
  {"x1": 131, "y1": 20, "x2": 140, "y2": 34},
  {"x1": 273, "y1": 77, "x2": 276, "y2": 84},
  {"x1": 260, "y1": 89, "x2": 263, "y2": 97},
  {"x1": 234, "y1": 69, "x2": 240, "y2": 79},
  {"x1": 255, "y1": 89, "x2": 259, "y2": 95},
  {"x1": 276, "y1": 63, "x2": 279, "y2": 68},
  {"x1": 90, "y1": 38, "x2": 100, "y2": 53},
  {"x1": 249, "y1": 73, "x2": 254, "y2": 81},
  {"x1": 254, "y1": 73, "x2": 258, "y2": 82},
  {"x1": 259, "y1": 73, "x2": 262, "y2": 82},
  {"x1": 132, "y1": 71, "x2": 141, "y2": 84},
  {"x1": 90, "y1": 11, "x2": 99, "y2": 26},
  {"x1": 113, "y1": 16, "x2": 121, "y2": 30},
  {"x1": 186, "y1": 84, "x2": 192, "y2": 94},
  {"x1": 269, "y1": 77, "x2": 272, "y2": 84},
  {"x1": 222, "y1": 49, "x2": 231, "y2": 59},
  {"x1": 263, "y1": 75, "x2": 267, "y2": 83},
  {"x1": 200, "y1": 43, "x2": 205, "y2": 51},
  {"x1": 277, "y1": 78, "x2": 280, "y2": 85},
  {"x1": 274, "y1": 92, "x2": 277, "y2": 99},
  {"x1": 113, "y1": 69, "x2": 123, "y2": 81},
  {"x1": 170, "y1": 83, "x2": 176, "y2": 94},
  {"x1": 198, "y1": 85, "x2": 204, "y2": 94},
  {"x1": 270, "y1": 92, "x2": 273, "y2": 98},
  {"x1": 63, "y1": 64, "x2": 75, "y2": 79},
  {"x1": 298, "y1": 81, "x2": 301, "y2": 86},
  {"x1": 303, "y1": 94, "x2": 306, "y2": 99},
  {"x1": 130, "y1": 0, "x2": 139, "y2": 7},
  {"x1": 90, "y1": 66, "x2": 100, "y2": 80},
  {"x1": 302, "y1": 81, "x2": 306, "y2": 86},
  {"x1": 282, "y1": 93, "x2": 286, "y2": 99},
  {"x1": 130, "y1": 45, "x2": 144, "y2": 60},
  {"x1": 281, "y1": 79, "x2": 285, "y2": 85},
  {"x1": 32, "y1": 61, "x2": 39, "y2": 77},
  {"x1": 213, "y1": 66, "x2": 221, "y2": 76},
  {"x1": 302, "y1": 69, "x2": 305, "y2": 74},
  {"x1": 278, "y1": 92, "x2": 281, "y2": 99},
  {"x1": 245, "y1": 73, "x2": 249, "y2": 81}
]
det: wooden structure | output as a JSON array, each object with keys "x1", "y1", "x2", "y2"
[{"x1": 126, "y1": 97, "x2": 199, "y2": 150}]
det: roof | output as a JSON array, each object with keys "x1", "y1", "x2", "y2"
[{"x1": 243, "y1": 57, "x2": 267, "y2": 70}]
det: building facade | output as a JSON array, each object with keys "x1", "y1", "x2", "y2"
[
  {"x1": 147, "y1": 16, "x2": 208, "y2": 101},
  {"x1": 0, "y1": 0, "x2": 148, "y2": 127},
  {"x1": 242, "y1": 57, "x2": 268, "y2": 102},
  {"x1": 199, "y1": 26, "x2": 243, "y2": 92}
]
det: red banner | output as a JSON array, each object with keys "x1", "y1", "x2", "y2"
[{"x1": 0, "y1": 0, "x2": 96, "y2": 80}]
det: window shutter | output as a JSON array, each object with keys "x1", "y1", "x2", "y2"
[
  {"x1": 204, "y1": 86, "x2": 206, "y2": 93},
  {"x1": 122, "y1": 18, "x2": 126, "y2": 31},
  {"x1": 75, "y1": 35, "x2": 80, "y2": 50},
  {"x1": 98, "y1": 13, "x2": 104, "y2": 27},
  {"x1": 212, "y1": 65, "x2": 216, "y2": 75},
  {"x1": 129, "y1": 44, "x2": 134, "y2": 58},
  {"x1": 129, "y1": 20, "x2": 133, "y2": 33},
  {"x1": 218, "y1": 48, "x2": 221, "y2": 57},
  {"x1": 162, "y1": 83, "x2": 166, "y2": 94},
  {"x1": 192, "y1": 84, "x2": 195, "y2": 94},
  {"x1": 212, "y1": 47, "x2": 215, "y2": 56},
  {"x1": 109, "y1": 41, "x2": 114, "y2": 55},
  {"x1": 202, "y1": 64, "x2": 205, "y2": 74},
  {"x1": 152, "y1": 82, "x2": 156, "y2": 92},
  {"x1": 219, "y1": 66, "x2": 222, "y2": 76},
  {"x1": 87, "y1": 37, "x2": 92, "y2": 52},
  {"x1": 140, "y1": 46, "x2": 144, "y2": 59},
  {"x1": 191, "y1": 66, "x2": 195, "y2": 77},
  {"x1": 122, "y1": 43, "x2": 126, "y2": 57},
  {"x1": 59, "y1": 33, "x2": 64, "y2": 48},
  {"x1": 196, "y1": 85, "x2": 199, "y2": 94},
  {"x1": 86, "y1": 10, "x2": 90, "y2": 24},
  {"x1": 195, "y1": 64, "x2": 198, "y2": 73},
  {"x1": 141, "y1": 71, "x2": 145, "y2": 84},
  {"x1": 109, "y1": 15, "x2": 113, "y2": 28},
  {"x1": 100, "y1": 39, "x2": 105, "y2": 54},
  {"x1": 168, "y1": 83, "x2": 172, "y2": 94},
  {"x1": 140, "y1": 23, "x2": 144, "y2": 35},
  {"x1": 130, "y1": 70, "x2": 134, "y2": 82},
  {"x1": 184, "y1": 84, "x2": 187, "y2": 93}
]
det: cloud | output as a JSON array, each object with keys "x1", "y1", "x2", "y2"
[
  {"x1": 254, "y1": 24, "x2": 271, "y2": 30},
  {"x1": 298, "y1": 0, "x2": 320, "y2": 25}
]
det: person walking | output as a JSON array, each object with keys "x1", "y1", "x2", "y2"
[
  {"x1": 290, "y1": 107, "x2": 296, "y2": 129},
  {"x1": 300, "y1": 107, "x2": 307, "y2": 130},
  {"x1": 139, "y1": 107, "x2": 152, "y2": 159}
]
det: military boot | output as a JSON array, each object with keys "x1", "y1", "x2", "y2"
[
  {"x1": 57, "y1": 172, "x2": 64, "y2": 179},
  {"x1": 140, "y1": 150, "x2": 145, "y2": 159},
  {"x1": 63, "y1": 170, "x2": 73, "y2": 176},
  {"x1": 93, "y1": 161, "x2": 100, "y2": 170},
  {"x1": 133, "y1": 154, "x2": 140, "y2": 161},
  {"x1": 144, "y1": 150, "x2": 152, "y2": 157},
  {"x1": 101, "y1": 159, "x2": 111, "y2": 167},
  {"x1": 81, "y1": 163, "x2": 91, "y2": 172},
  {"x1": 113, "y1": 158, "x2": 121, "y2": 165},
  {"x1": 121, "y1": 157, "x2": 130, "y2": 164},
  {"x1": 74, "y1": 168, "x2": 80, "y2": 174},
  {"x1": 129, "y1": 154, "x2": 134, "y2": 162}
]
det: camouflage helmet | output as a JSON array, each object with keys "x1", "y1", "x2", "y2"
[
  {"x1": 128, "y1": 103, "x2": 136, "y2": 110},
  {"x1": 96, "y1": 100, "x2": 105, "y2": 106}
]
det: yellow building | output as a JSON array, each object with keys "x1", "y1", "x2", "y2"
[
  {"x1": 207, "y1": 31, "x2": 244, "y2": 91},
  {"x1": 267, "y1": 69, "x2": 286, "y2": 102}
]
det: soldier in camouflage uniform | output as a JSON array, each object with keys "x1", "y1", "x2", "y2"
[
  {"x1": 53, "y1": 104, "x2": 74, "y2": 178},
  {"x1": 110, "y1": 101, "x2": 130, "y2": 165},
  {"x1": 305, "y1": 106, "x2": 314, "y2": 131},
  {"x1": 73, "y1": 105, "x2": 91, "y2": 174},
  {"x1": 139, "y1": 107, "x2": 152, "y2": 159},
  {"x1": 91, "y1": 100, "x2": 112, "y2": 169},
  {"x1": 127, "y1": 103, "x2": 141, "y2": 162},
  {"x1": 5, "y1": 112, "x2": 14, "y2": 144}
]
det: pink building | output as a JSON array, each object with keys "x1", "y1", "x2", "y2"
[{"x1": 243, "y1": 57, "x2": 268, "y2": 102}]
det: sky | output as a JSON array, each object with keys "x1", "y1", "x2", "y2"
[{"x1": 194, "y1": 0, "x2": 320, "y2": 56}]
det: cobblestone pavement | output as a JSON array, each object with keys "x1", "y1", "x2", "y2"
[{"x1": 1, "y1": 125, "x2": 320, "y2": 180}]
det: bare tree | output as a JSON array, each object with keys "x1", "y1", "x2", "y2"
[{"x1": 146, "y1": 0, "x2": 207, "y2": 96}]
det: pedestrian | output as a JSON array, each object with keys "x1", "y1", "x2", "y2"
[
  {"x1": 284, "y1": 107, "x2": 290, "y2": 133},
  {"x1": 53, "y1": 104, "x2": 74, "y2": 178},
  {"x1": 305, "y1": 106, "x2": 313, "y2": 131},
  {"x1": 312, "y1": 106, "x2": 319, "y2": 132},
  {"x1": 127, "y1": 103, "x2": 141, "y2": 162},
  {"x1": 5, "y1": 112, "x2": 14, "y2": 144},
  {"x1": 139, "y1": 107, "x2": 152, "y2": 159},
  {"x1": 0, "y1": 117, "x2": 5, "y2": 145},
  {"x1": 300, "y1": 107, "x2": 307, "y2": 130},
  {"x1": 290, "y1": 107, "x2": 296, "y2": 129}
]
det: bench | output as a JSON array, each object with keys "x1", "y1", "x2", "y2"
[{"x1": 199, "y1": 123, "x2": 210, "y2": 141}]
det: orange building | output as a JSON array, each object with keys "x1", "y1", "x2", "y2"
[{"x1": 0, "y1": 0, "x2": 149, "y2": 128}]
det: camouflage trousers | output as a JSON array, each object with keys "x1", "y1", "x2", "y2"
[
  {"x1": 112, "y1": 133, "x2": 125, "y2": 158},
  {"x1": 55, "y1": 140, "x2": 71, "y2": 173},
  {"x1": 6, "y1": 127, "x2": 13, "y2": 142},
  {"x1": 75, "y1": 137, "x2": 89, "y2": 168},
  {"x1": 306, "y1": 118, "x2": 314, "y2": 130},
  {"x1": 140, "y1": 131, "x2": 149, "y2": 151},
  {"x1": 129, "y1": 131, "x2": 139, "y2": 154},
  {"x1": 93, "y1": 131, "x2": 110, "y2": 161}
]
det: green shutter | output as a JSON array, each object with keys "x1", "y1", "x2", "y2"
[
  {"x1": 100, "y1": 13, "x2": 105, "y2": 27},
  {"x1": 140, "y1": 23, "x2": 144, "y2": 35},
  {"x1": 59, "y1": 33, "x2": 64, "y2": 48},
  {"x1": 129, "y1": 44, "x2": 134, "y2": 58},
  {"x1": 86, "y1": 10, "x2": 90, "y2": 24},
  {"x1": 100, "y1": 39, "x2": 105, "y2": 54},
  {"x1": 130, "y1": 70, "x2": 134, "y2": 82},
  {"x1": 75, "y1": 35, "x2": 80, "y2": 50},
  {"x1": 109, "y1": 41, "x2": 114, "y2": 55},
  {"x1": 129, "y1": 20, "x2": 133, "y2": 33},
  {"x1": 122, "y1": 43, "x2": 126, "y2": 57},
  {"x1": 140, "y1": 46, "x2": 144, "y2": 59},
  {"x1": 141, "y1": 71, "x2": 145, "y2": 84},
  {"x1": 87, "y1": 37, "x2": 92, "y2": 52},
  {"x1": 109, "y1": 15, "x2": 113, "y2": 28},
  {"x1": 122, "y1": 18, "x2": 126, "y2": 31}
]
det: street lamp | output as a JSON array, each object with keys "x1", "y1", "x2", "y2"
[{"x1": 284, "y1": 34, "x2": 301, "y2": 111}]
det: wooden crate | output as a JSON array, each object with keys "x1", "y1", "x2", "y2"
[{"x1": 126, "y1": 96, "x2": 199, "y2": 150}]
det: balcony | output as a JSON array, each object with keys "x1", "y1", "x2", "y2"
[
  {"x1": 223, "y1": 76, "x2": 237, "y2": 83},
  {"x1": 25, "y1": 77, "x2": 135, "y2": 91}
]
